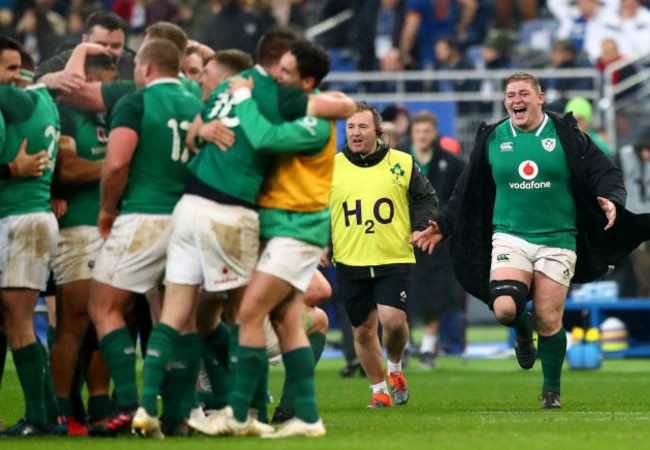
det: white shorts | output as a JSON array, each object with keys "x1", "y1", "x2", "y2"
[
  {"x1": 53, "y1": 226, "x2": 103, "y2": 285},
  {"x1": 92, "y1": 213, "x2": 171, "y2": 294},
  {"x1": 491, "y1": 232, "x2": 577, "y2": 287},
  {"x1": 0, "y1": 212, "x2": 58, "y2": 290},
  {"x1": 165, "y1": 195, "x2": 259, "y2": 292},
  {"x1": 256, "y1": 237, "x2": 323, "y2": 292}
]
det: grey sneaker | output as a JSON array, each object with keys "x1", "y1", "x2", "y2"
[
  {"x1": 387, "y1": 370, "x2": 410, "y2": 405},
  {"x1": 514, "y1": 312, "x2": 537, "y2": 369},
  {"x1": 540, "y1": 391, "x2": 561, "y2": 409}
]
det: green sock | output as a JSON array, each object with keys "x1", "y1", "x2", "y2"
[
  {"x1": 99, "y1": 327, "x2": 139, "y2": 407},
  {"x1": 309, "y1": 333, "x2": 327, "y2": 363},
  {"x1": 198, "y1": 390, "x2": 213, "y2": 409},
  {"x1": 88, "y1": 394, "x2": 111, "y2": 423},
  {"x1": 57, "y1": 397, "x2": 74, "y2": 417},
  {"x1": 277, "y1": 376, "x2": 295, "y2": 416},
  {"x1": 38, "y1": 340, "x2": 61, "y2": 421},
  {"x1": 175, "y1": 334, "x2": 202, "y2": 420},
  {"x1": 47, "y1": 325, "x2": 55, "y2": 353},
  {"x1": 283, "y1": 347, "x2": 319, "y2": 424},
  {"x1": 14, "y1": 342, "x2": 47, "y2": 428},
  {"x1": 538, "y1": 328, "x2": 566, "y2": 393},
  {"x1": 202, "y1": 321, "x2": 230, "y2": 409},
  {"x1": 141, "y1": 323, "x2": 179, "y2": 416},
  {"x1": 250, "y1": 354, "x2": 269, "y2": 423},
  {"x1": 231, "y1": 346, "x2": 266, "y2": 423},
  {"x1": 227, "y1": 325, "x2": 239, "y2": 403},
  {"x1": 509, "y1": 312, "x2": 533, "y2": 337}
]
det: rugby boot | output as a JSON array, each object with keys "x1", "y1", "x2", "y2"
[
  {"x1": 262, "y1": 418, "x2": 326, "y2": 438},
  {"x1": 387, "y1": 370, "x2": 410, "y2": 405},
  {"x1": 540, "y1": 391, "x2": 562, "y2": 409},
  {"x1": 514, "y1": 312, "x2": 537, "y2": 369}
]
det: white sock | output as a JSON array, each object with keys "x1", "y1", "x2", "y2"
[
  {"x1": 420, "y1": 334, "x2": 437, "y2": 354},
  {"x1": 387, "y1": 359, "x2": 402, "y2": 374},
  {"x1": 372, "y1": 381, "x2": 388, "y2": 394}
]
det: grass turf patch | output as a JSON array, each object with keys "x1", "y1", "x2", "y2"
[{"x1": 1, "y1": 350, "x2": 649, "y2": 449}]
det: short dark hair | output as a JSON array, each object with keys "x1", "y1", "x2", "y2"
[
  {"x1": 207, "y1": 49, "x2": 254, "y2": 75},
  {"x1": 290, "y1": 39, "x2": 330, "y2": 86},
  {"x1": 138, "y1": 38, "x2": 181, "y2": 76},
  {"x1": 20, "y1": 49, "x2": 35, "y2": 73},
  {"x1": 0, "y1": 35, "x2": 23, "y2": 57},
  {"x1": 352, "y1": 101, "x2": 382, "y2": 130},
  {"x1": 84, "y1": 10, "x2": 127, "y2": 34},
  {"x1": 85, "y1": 53, "x2": 118, "y2": 78},
  {"x1": 146, "y1": 22, "x2": 188, "y2": 55},
  {"x1": 436, "y1": 36, "x2": 459, "y2": 54},
  {"x1": 256, "y1": 28, "x2": 296, "y2": 68}
]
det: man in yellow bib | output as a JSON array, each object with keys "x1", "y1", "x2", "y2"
[{"x1": 330, "y1": 102, "x2": 438, "y2": 408}]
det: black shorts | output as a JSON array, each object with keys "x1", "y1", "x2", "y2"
[{"x1": 338, "y1": 273, "x2": 410, "y2": 327}]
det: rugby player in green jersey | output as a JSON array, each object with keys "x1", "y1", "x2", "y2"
[
  {"x1": 85, "y1": 38, "x2": 204, "y2": 437},
  {"x1": 0, "y1": 46, "x2": 61, "y2": 436},
  {"x1": 49, "y1": 53, "x2": 119, "y2": 435},
  {"x1": 59, "y1": 22, "x2": 203, "y2": 116},
  {"x1": 189, "y1": 39, "x2": 338, "y2": 438},
  {"x1": 413, "y1": 72, "x2": 649, "y2": 409},
  {"x1": 0, "y1": 36, "x2": 48, "y2": 180},
  {"x1": 132, "y1": 29, "x2": 354, "y2": 439}
]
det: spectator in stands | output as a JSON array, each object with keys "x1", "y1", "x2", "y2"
[
  {"x1": 494, "y1": 0, "x2": 537, "y2": 30},
  {"x1": 564, "y1": 97, "x2": 613, "y2": 156},
  {"x1": 596, "y1": 38, "x2": 641, "y2": 101},
  {"x1": 381, "y1": 104, "x2": 411, "y2": 149},
  {"x1": 618, "y1": 130, "x2": 650, "y2": 296},
  {"x1": 400, "y1": 0, "x2": 477, "y2": 69},
  {"x1": 403, "y1": 111, "x2": 466, "y2": 369},
  {"x1": 433, "y1": 36, "x2": 480, "y2": 113},
  {"x1": 477, "y1": 34, "x2": 516, "y2": 114},
  {"x1": 544, "y1": 39, "x2": 593, "y2": 114},
  {"x1": 597, "y1": 0, "x2": 650, "y2": 60},
  {"x1": 353, "y1": 0, "x2": 406, "y2": 72},
  {"x1": 549, "y1": 0, "x2": 618, "y2": 59},
  {"x1": 14, "y1": 6, "x2": 63, "y2": 63},
  {"x1": 199, "y1": 0, "x2": 272, "y2": 57}
]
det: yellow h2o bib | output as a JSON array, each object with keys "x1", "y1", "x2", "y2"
[{"x1": 330, "y1": 149, "x2": 415, "y2": 267}]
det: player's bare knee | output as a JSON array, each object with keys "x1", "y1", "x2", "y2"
[
  {"x1": 489, "y1": 279, "x2": 529, "y2": 325},
  {"x1": 308, "y1": 307, "x2": 329, "y2": 335},
  {"x1": 492, "y1": 297, "x2": 517, "y2": 324}
]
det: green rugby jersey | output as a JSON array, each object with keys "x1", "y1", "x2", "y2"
[
  {"x1": 0, "y1": 111, "x2": 5, "y2": 155},
  {"x1": 110, "y1": 78, "x2": 204, "y2": 215},
  {"x1": 234, "y1": 93, "x2": 333, "y2": 247},
  {"x1": 487, "y1": 114, "x2": 577, "y2": 250},
  {"x1": 101, "y1": 77, "x2": 203, "y2": 117},
  {"x1": 0, "y1": 84, "x2": 60, "y2": 217},
  {"x1": 56, "y1": 103, "x2": 108, "y2": 228},
  {"x1": 189, "y1": 65, "x2": 308, "y2": 204}
]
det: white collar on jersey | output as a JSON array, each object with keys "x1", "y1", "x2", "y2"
[
  {"x1": 254, "y1": 64, "x2": 269, "y2": 77},
  {"x1": 147, "y1": 77, "x2": 182, "y2": 87},
  {"x1": 509, "y1": 113, "x2": 548, "y2": 137},
  {"x1": 25, "y1": 83, "x2": 46, "y2": 91}
]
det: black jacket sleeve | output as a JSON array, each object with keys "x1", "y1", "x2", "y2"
[
  {"x1": 0, "y1": 164, "x2": 10, "y2": 179},
  {"x1": 408, "y1": 160, "x2": 438, "y2": 231}
]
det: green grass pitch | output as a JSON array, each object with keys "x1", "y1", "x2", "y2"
[{"x1": 1, "y1": 348, "x2": 650, "y2": 449}]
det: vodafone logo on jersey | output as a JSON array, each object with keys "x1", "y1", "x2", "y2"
[
  {"x1": 518, "y1": 160, "x2": 538, "y2": 180},
  {"x1": 510, "y1": 160, "x2": 551, "y2": 189}
]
